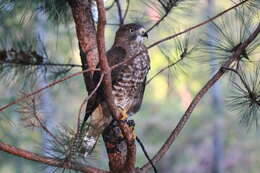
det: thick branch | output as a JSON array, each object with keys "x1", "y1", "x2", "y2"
[
  {"x1": 68, "y1": 0, "x2": 99, "y2": 94},
  {"x1": 0, "y1": 141, "x2": 108, "y2": 173},
  {"x1": 95, "y1": 0, "x2": 136, "y2": 172},
  {"x1": 141, "y1": 23, "x2": 260, "y2": 172},
  {"x1": 68, "y1": 0, "x2": 98, "y2": 69}
]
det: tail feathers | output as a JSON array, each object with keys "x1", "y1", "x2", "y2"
[
  {"x1": 82, "y1": 132, "x2": 100, "y2": 157},
  {"x1": 81, "y1": 104, "x2": 112, "y2": 157}
]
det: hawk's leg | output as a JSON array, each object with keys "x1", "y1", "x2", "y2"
[
  {"x1": 118, "y1": 108, "x2": 129, "y2": 120},
  {"x1": 127, "y1": 119, "x2": 136, "y2": 140},
  {"x1": 118, "y1": 108, "x2": 136, "y2": 140},
  {"x1": 116, "y1": 119, "x2": 136, "y2": 140}
]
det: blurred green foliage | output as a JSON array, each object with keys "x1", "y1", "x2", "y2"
[{"x1": 0, "y1": 0, "x2": 260, "y2": 173}]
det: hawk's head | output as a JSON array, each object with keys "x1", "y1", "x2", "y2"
[{"x1": 115, "y1": 23, "x2": 148, "y2": 44}]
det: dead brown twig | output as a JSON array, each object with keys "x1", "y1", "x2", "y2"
[{"x1": 77, "y1": 73, "x2": 104, "y2": 132}]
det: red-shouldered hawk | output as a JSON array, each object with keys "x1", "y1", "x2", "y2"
[{"x1": 81, "y1": 23, "x2": 150, "y2": 156}]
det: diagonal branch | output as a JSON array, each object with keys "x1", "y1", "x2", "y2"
[
  {"x1": 77, "y1": 73, "x2": 104, "y2": 132},
  {"x1": 0, "y1": 141, "x2": 108, "y2": 173},
  {"x1": 141, "y1": 23, "x2": 260, "y2": 172},
  {"x1": 146, "y1": 56, "x2": 184, "y2": 85}
]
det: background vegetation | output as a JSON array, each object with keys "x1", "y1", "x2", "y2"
[{"x1": 0, "y1": 0, "x2": 259, "y2": 172}]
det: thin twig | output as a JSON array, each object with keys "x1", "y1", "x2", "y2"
[
  {"x1": 146, "y1": 13, "x2": 168, "y2": 33},
  {"x1": 221, "y1": 67, "x2": 252, "y2": 94},
  {"x1": 115, "y1": 0, "x2": 124, "y2": 25},
  {"x1": 136, "y1": 136, "x2": 157, "y2": 173},
  {"x1": 30, "y1": 98, "x2": 63, "y2": 146},
  {"x1": 123, "y1": 0, "x2": 130, "y2": 22},
  {"x1": 146, "y1": 57, "x2": 184, "y2": 85},
  {"x1": 141, "y1": 23, "x2": 260, "y2": 172},
  {"x1": 77, "y1": 74, "x2": 104, "y2": 132},
  {"x1": 146, "y1": 0, "x2": 179, "y2": 33},
  {"x1": 105, "y1": 0, "x2": 116, "y2": 10},
  {"x1": 0, "y1": 68, "x2": 100, "y2": 112},
  {"x1": 148, "y1": 0, "x2": 249, "y2": 49}
]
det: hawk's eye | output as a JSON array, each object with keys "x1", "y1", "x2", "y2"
[{"x1": 129, "y1": 28, "x2": 134, "y2": 32}]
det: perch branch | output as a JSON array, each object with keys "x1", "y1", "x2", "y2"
[
  {"x1": 68, "y1": 0, "x2": 99, "y2": 94},
  {"x1": 68, "y1": 0, "x2": 98, "y2": 70},
  {"x1": 95, "y1": 0, "x2": 136, "y2": 172}
]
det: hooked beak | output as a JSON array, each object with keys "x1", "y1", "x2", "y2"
[{"x1": 139, "y1": 28, "x2": 148, "y2": 38}]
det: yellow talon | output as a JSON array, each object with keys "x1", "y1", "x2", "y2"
[
  {"x1": 132, "y1": 131, "x2": 136, "y2": 140},
  {"x1": 119, "y1": 109, "x2": 128, "y2": 121},
  {"x1": 119, "y1": 132, "x2": 124, "y2": 138}
]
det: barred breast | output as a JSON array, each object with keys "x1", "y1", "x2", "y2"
[{"x1": 112, "y1": 44, "x2": 150, "y2": 113}]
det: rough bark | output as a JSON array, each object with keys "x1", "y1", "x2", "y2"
[{"x1": 68, "y1": 0, "x2": 99, "y2": 92}]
